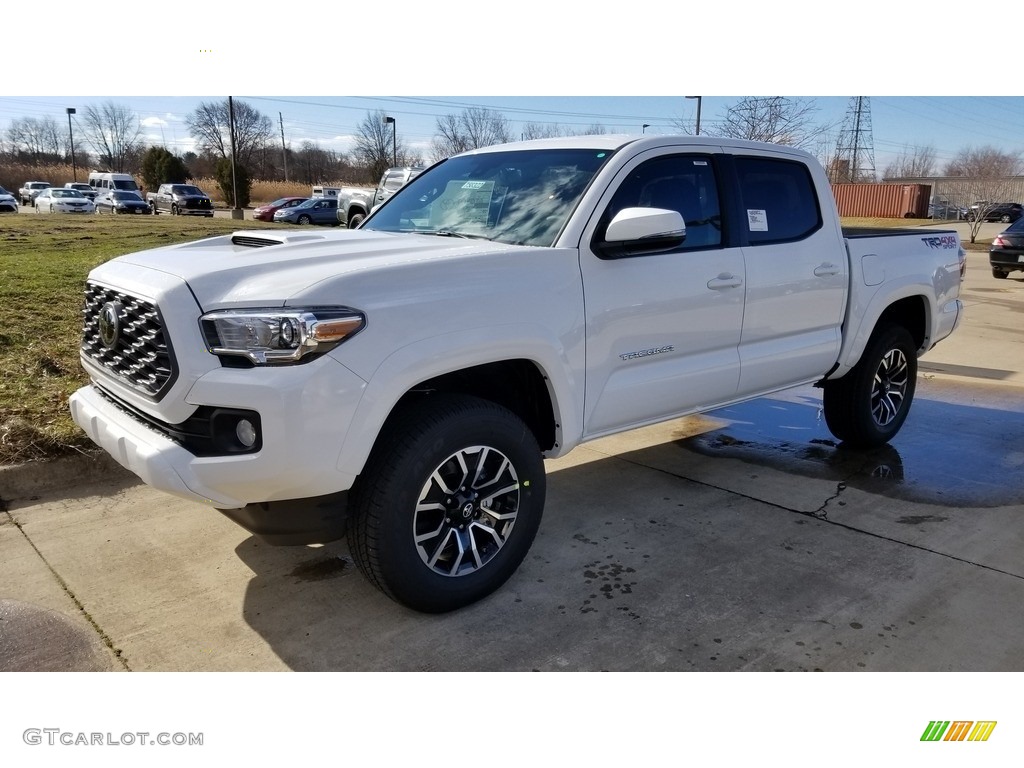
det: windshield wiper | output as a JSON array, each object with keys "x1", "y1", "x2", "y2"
[{"x1": 414, "y1": 229, "x2": 492, "y2": 240}]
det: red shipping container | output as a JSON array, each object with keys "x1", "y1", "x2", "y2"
[{"x1": 831, "y1": 183, "x2": 931, "y2": 218}]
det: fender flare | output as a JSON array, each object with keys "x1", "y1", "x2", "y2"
[{"x1": 333, "y1": 323, "x2": 583, "y2": 478}]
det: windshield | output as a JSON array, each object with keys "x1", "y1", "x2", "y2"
[
  {"x1": 112, "y1": 179, "x2": 139, "y2": 191},
  {"x1": 113, "y1": 191, "x2": 143, "y2": 201},
  {"x1": 69, "y1": 184, "x2": 91, "y2": 191},
  {"x1": 53, "y1": 189, "x2": 84, "y2": 198},
  {"x1": 363, "y1": 148, "x2": 614, "y2": 247},
  {"x1": 171, "y1": 185, "x2": 203, "y2": 196}
]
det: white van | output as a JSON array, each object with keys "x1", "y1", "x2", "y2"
[
  {"x1": 88, "y1": 172, "x2": 139, "y2": 195},
  {"x1": 311, "y1": 185, "x2": 340, "y2": 198}
]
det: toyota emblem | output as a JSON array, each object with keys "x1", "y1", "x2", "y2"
[{"x1": 98, "y1": 302, "x2": 122, "y2": 349}]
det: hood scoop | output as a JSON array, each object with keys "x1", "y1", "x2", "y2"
[{"x1": 230, "y1": 231, "x2": 330, "y2": 248}]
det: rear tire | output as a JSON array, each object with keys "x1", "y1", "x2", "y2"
[
  {"x1": 347, "y1": 211, "x2": 365, "y2": 228},
  {"x1": 348, "y1": 394, "x2": 546, "y2": 613},
  {"x1": 822, "y1": 324, "x2": 917, "y2": 448}
]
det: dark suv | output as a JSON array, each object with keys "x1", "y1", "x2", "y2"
[{"x1": 966, "y1": 202, "x2": 1024, "y2": 223}]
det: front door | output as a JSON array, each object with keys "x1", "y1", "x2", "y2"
[{"x1": 579, "y1": 150, "x2": 746, "y2": 437}]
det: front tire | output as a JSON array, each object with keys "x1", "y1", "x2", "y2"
[
  {"x1": 349, "y1": 395, "x2": 546, "y2": 613},
  {"x1": 993, "y1": 268, "x2": 1009, "y2": 279},
  {"x1": 822, "y1": 324, "x2": 917, "y2": 448},
  {"x1": 297, "y1": 214, "x2": 311, "y2": 225}
]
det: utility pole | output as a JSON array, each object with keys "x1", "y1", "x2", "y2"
[
  {"x1": 66, "y1": 108, "x2": 77, "y2": 181},
  {"x1": 228, "y1": 96, "x2": 242, "y2": 219},
  {"x1": 279, "y1": 112, "x2": 289, "y2": 182},
  {"x1": 686, "y1": 96, "x2": 702, "y2": 135}
]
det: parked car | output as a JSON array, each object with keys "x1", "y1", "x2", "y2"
[
  {"x1": 95, "y1": 190, "x2": 151, "y2": 215},
  {"x1": 927, "y1": 201, "x2": 965, "y2": 220},
  {"x1": 33, "y1": 187, "x2": 95, "y2": 214},
  {"x1": 65, "y1": 182, "x2": 98, "y2": 201},
  {"x1": 19, "y1": 181, "x2": 51, "y2": 206},
  {"x1": 0, "y1": 186, "x2": 17, "y2": 213},
  {"x1": 273, "y1": 196, "x2": 339, "y2": 225},
  {"x1": 966, "y1": 202, "x2": 1023, "y2": 223},
  {"x1": 989, "y1": 218, "x2": 1024, "y2": 279},
  {"x1": 253, "y1": 196, "x2": 308, "y2": 221}
]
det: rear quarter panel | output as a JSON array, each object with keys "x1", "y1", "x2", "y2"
[{"x1": 835, "y1": 228, "x2": 962, "y2": 377}]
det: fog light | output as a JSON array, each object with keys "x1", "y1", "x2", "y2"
[{"x1": 236, "y1": 419, "x2": 257, "y2": 448}]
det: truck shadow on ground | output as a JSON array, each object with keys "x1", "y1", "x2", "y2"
[{"x1": 232, "y1": 392, "x2": 1024, "y2": 671}]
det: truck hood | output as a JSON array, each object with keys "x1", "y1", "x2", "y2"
[{"x1": 111, "y1": 229, "x2": 524, "y2": 309}]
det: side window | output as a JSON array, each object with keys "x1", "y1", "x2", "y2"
[
  {"x1": 383, "y1": 172, "x2": 404, "y2": 192},
  {"x1": 604, "y1": 155, "x2": 722, "y2": 250},
  {"x1": 735, "y1": 157, "x2": 821, "y2": 244}
]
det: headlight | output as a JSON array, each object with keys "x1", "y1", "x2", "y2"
[{"x1": 200, "y1": 307, "x2": 364, "y2": 365}]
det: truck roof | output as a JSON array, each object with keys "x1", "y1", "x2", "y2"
[{"x1": 461, "y1": 134, "x2": 818, "y2": 163}]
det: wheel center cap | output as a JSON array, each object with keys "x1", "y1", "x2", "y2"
[{"x1": 460, "y1": 502, "x2": 475, "y2": 520}]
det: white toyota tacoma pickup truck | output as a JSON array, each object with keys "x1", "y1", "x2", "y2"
[{"x1": 70, "y1": 135, "x2": 965, "y2": 612}]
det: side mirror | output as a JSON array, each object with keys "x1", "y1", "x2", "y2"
[{"x1": 596, "y1": 207, "x2": 687, "y2": 259}]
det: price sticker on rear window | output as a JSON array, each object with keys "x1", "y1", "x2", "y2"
[{"x1": 747, "y1": 209, "x2": 768, "y2": 232}]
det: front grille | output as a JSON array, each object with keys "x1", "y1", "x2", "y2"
[{"x1": 81, "y1": 282, "x2": 176, "y2": 399}]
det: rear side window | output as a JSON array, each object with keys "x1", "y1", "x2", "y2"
[{"x1": 735, "y1": 157, "x2": 820, "y2": 244}]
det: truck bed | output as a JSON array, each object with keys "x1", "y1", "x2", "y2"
[{"x1": 842, "y1": 227, "x2": 957, "y2": 238}]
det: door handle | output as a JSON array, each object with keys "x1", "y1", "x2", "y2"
[
  {"x1": 707, "y1": 274, "x2": 743, "y2": 290},
  {"x1": 814, "y1": 263, "x2": 841, "y2": 277}
]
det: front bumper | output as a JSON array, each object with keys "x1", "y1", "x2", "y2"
[{"x1": 69, "y1": 354, "x2": 368, "y2": 511}]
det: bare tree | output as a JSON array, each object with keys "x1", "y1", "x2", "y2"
[
  {"x1": 716, "y1": 97, "x2": 834, "y2": 150},
  {"x1": 6, "y1": 117, "x2": 66, "y2": 164},
  {"x1": 352, "y1": 110, "x2": 407, "y2": 182},
  {"x1": 185, "y1": 98, "x2": 273, "y2": 167},
  {"x1": 882, "y1": 145, "x2": 938, "y2": 179},
  {"x1": 430, "y1": 107, "x2": 512, "y2": 162},
  {"x1": 573, "y1": 123, "x2": 608, "y2": 136},
  {"x1": 80, "y1": 101, "x2": 142, "y2": 172},
  {"x1": 936, "y1": 147, "x2": 1024, "y2": 243},
  {"x1": 944, "y1": 145, "x2": 1022, "y2": 178},
  {"x1": 521, "y1": 121, "x2": 564, "y2": 140}
]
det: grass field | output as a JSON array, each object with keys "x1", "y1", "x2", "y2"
[{"x1": 0, "y1": 214, "x2": 991, "y2": 465}]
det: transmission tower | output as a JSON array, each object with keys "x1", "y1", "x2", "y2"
[{"x1": 833, "y1": 97, "x2": 876, "y2": 183}]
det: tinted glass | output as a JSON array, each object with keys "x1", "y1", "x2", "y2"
[
  {"x1": 602, "y1": 154, "x2": 722, "y2": 250},
  {"x1": 735, "y1": 156, "x2": 821, "y2": 244},
  {"x1": 112, "y1": 179, "x2": 139, "y2": 190}
]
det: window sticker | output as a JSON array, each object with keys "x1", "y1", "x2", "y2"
[{"x1": 747, "y1": 209, "x2": 768, "y2": 232}]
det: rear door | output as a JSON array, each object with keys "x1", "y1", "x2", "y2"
[
  {"x1": 579, "y1": 148, "x2": 746, "y2": 436},
  {"x1": 731, "y1": 153, "x2": 848, "y2": 396}
]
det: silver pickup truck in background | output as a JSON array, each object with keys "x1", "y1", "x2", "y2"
[{"x1": 337, "y1": 166, "x2": 424, "y2": 227}]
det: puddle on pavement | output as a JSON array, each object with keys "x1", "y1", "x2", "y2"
[{"x1": 676, "y1": 391, "x2": 1024, "y2": 508}]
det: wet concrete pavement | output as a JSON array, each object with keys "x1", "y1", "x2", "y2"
[{"x1": 1, "y1": 246, "x2": 1022, "y2": 671}]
